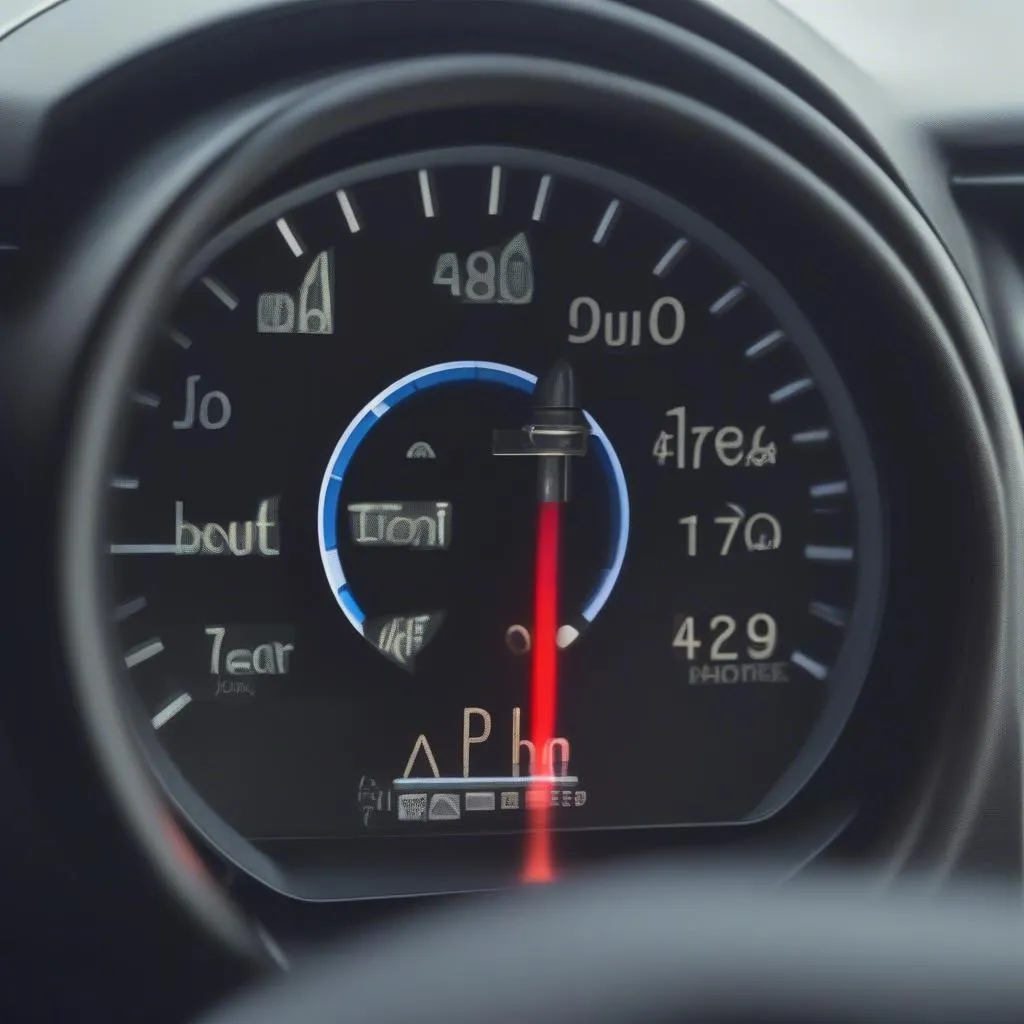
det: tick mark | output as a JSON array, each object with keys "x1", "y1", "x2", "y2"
[
  {"x1": 592, "y1": 199, "x2": 621, "y2": 245},
  {"x1": 113, "y1": 596, "x2": 147, "y2": 622},
  {"x1": 809, "y1": 601, "x2": 847, "y2": 628},
  {"x1": 810, "y1": 481, "x2": 849, "y2": 498},
  {"x1": 109, "y1": 543, "x2": 179, "y2": 554},
  {"x1": 275, "y1": 217, "x2": 304, "y2": 257},
  {"x1": 152, "y1": 693, "x2": 192, "y2": 730},
  {"x1": 745, "y1": 329, "x2": 785, "y2": 359},
  {"x1": 336, "y1": 189, "x2": 361, "y2": 233},
  {"x1": 709, "y1": 284, "x2": 747, "y2": 316},
  {"x1": 792, "y1": 428, "x2": 831, "y2": 444},
  {"x1": 653, "y1": 238, "x2": 689, "y2": 278},
  {"x1": 418, "y1": 169, "x2": 436, "y2": 218},
  {"x1": 792, "y1": 651, "x2": 829, "y2": 681},
  {"x1": 125, "y1": 638, "x2": 165, "y2": 668},
  {"x1": 202, "y1": 276, "x2": 238, "y2": 310},
  {"x1": 532, "y1": 175, "x2": 553, "y2": 222},
  {"x1": 804, "y1": 544, "x2": 855, "y2": 562},
  {"x1": 770, "y1": 378, "x2": 814, "y2": 404},
  {"x1": 488, "y1": 166, "x2": 503, "y2": 216}
]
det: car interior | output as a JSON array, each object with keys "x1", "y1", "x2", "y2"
[{"x1": 3, "y1": 1, "x2": 1024, "y2": 1020}]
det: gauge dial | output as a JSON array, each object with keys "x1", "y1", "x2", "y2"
[{"x1": 108, "y1": 147, "x2": 883, "y2": 843}]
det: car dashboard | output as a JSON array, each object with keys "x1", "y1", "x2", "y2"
[{"x1": 1, "y1": 1, "x2": 1023, "y2": 1021}]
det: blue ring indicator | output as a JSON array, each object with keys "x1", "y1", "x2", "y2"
[{"x1": 317, "y1": 360, "x2": 630, "y2": 641}]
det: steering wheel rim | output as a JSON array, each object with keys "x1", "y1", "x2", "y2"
[{"x1": 196, "y1": 865, "x2": 1024, "y2": 1023}]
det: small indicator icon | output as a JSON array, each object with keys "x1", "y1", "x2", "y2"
[
  {"x1": 745, "y1": 440, "x2": 777, "y2": 467},
  {"x1": 368, "y1": 612, "x2": 444, "y2": 671},
  {"x1": 525, "y1": 788, "x2": 548, "y2": 810},
  {"x1": 397, "y1": 793, "x2": 427, "y2": 822},
  {"x1": 256, "y1": 293, "x2": 294, "y2": 334},
  {"x1": 504, "y1": 624, "x2": 531, "y2": 656},
  {"x1": 428, "y1": 793, "x2": 461, "y2": 821},
  {"x1": 357, "y1": 775, "x2": 391, "y2": 827},
  {"x1": 465, "y1": 792, "x2": 496, "y2": 813},
  {"x1": 257, "y1": 249, "x2": 334, "y2": 334},
  {"x1": 574, "y1": 790, "x2": 588, "y2": 807},
  {"x1": 501, "y1": 791, "x2": 520, "y2": 810},
  {"x1": 406, "y1": 441, "x2": 437, "y2": 460}
]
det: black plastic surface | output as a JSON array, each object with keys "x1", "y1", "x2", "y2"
[
  {"x1": 197, "y1": 865, "x2": 1024, "y2": 1024},
  {"x1": 0, "y1": 0, "x2": 991, "y2": 301}
]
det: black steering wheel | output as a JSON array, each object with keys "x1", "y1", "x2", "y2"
[{"x1": 197, "y1": 866, "x2": 1024, "y2": 1023}]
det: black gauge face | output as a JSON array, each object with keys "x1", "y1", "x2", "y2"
[{"x1": 107, "y1": 147, "x2": 883, "y2": 845}]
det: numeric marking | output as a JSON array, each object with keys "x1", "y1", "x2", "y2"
[
  {"x1": 173, "y1": 375, "x2": 232, "y2": 431},
  {"x1": 654, "y1": 407, "x2": 775, "y2": 470},
  {"x1": 673, "y1": 613, "x2": 778, "y2": 661}
]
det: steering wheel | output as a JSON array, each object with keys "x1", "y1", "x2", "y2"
[{"x1": 197, "y1": 866, "x2": 1024, "y2": 1023}]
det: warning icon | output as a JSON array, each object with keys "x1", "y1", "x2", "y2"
[
  {"x1": 397, "y1": 793, "x2": 427, "y2": 822},
  {"x1": 406, "y1": 441, "x2": 437, "y2": 460},
  {"x1": 428, "y1": 793, "x2": 461, "y2": 821}
]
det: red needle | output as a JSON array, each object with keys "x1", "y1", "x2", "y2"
[{"x1": 523, "y1": 499, "x2": 561, "y2": 884}]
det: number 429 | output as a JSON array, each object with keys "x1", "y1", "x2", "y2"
[{"x1": 673, "y1": 613, "x2": 777, "y2": 661}]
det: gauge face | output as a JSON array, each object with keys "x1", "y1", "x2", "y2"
[{"x1": 107, "y1": 147, "x2": 883, "y2": 844}]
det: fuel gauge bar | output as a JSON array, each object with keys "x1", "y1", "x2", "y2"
[{"x1": 393, "y1": 776, "x2": 580, "y2": 791}]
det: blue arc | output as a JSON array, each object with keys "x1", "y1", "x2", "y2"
[{"x1": 317, "y1": 360, "x2": 630, "y2": 638}]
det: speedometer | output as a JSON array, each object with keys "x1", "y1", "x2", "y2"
[{"x1": 107, "y1": 147, "x2": 883, "y2": 849}]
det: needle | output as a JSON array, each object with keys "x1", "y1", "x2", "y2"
[
  {"x1": 519, "y1": 361, "x2": 582, "y2": 884},
  {"x1": 524, "y1": 499, "x2": 561, "y2": 883}
]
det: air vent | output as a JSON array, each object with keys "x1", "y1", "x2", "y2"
[
  {"x1": 950, "y1": 171, "x2": 1024, "y2": 274},
  {"x1": 0, "y1": 185, "x2": 24, "y2": 306},
  {"x1": 950, "y1": 170, "x2": 1024, "y2": 230},
  {"x1": 948, "y1": 169, "x2": 1024, "y2": 391}
]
